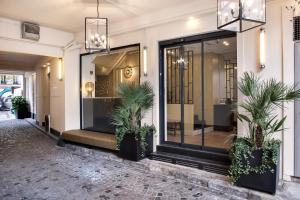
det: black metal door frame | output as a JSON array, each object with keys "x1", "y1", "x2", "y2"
[
  {"x1": 179, "y1": 46, "x2": 185, "y2": 145},
  {"x1": 159, "y1": 31, "x2": 236, "y2": 153}
]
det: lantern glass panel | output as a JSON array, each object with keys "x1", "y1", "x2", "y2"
[
  {"x1": 218, "y1": 0, "x2": 239, "y2": 28},
  {"x1": 85, "y1": 18, "x2": 108, "y2": 50},
  {"x1": 241, "y1": 0, "x2": 266, "y2": 22},
  {"x1": 217, "y1": 0, "x2": 266, "y2": 32}
]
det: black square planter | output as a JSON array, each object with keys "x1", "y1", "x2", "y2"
[
  {"x1": 15, "y1": 109, "x2": 29, "y2": 119},
  {"x1": 119, "y1": 133, "x2": 153, "y2": 161},
  {"x1": 235, "y1": 149, "x2": 279, "y2": 195}
]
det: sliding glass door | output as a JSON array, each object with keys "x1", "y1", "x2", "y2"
[{"x1": 161, "y1": 32, "x2": 237, "y2": 151}]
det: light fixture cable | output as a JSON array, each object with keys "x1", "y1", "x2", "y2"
[
  {"x1": 96, "y1": 0, "x2": 100, "y2": 33},
  {"x1": 97, "y1": 0, "x2": 100, "y2": 18}
]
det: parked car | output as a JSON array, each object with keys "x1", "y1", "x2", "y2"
[
  {"x1": 3, "y1": 96, "x2": 12, "y2": 109},
  {"x1": 0, "y1": 88, "x2": 12, "y2": 111}
]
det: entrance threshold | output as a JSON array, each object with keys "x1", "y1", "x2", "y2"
[
  {"x1": 62, "y1": 130, "x2": 117, "y2": 150},
  {"x1": 150, "y1": 144, "x2": 230, "y2": 175}
]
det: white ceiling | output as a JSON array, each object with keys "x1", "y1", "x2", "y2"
[
  {"x1": 203, "y1": 37, "x2": 237, "y2": 54},
  {"x1": 0, "y1": 0, "x2": 196, "y2": 33},
  {"x1": 0, "y1": 51, "x2": 45, "y2": 70}
]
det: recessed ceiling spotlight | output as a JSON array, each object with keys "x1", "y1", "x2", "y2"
[
  {"x1": 223, "y1": 41, "x2": 230, "y2": 46},
  {"x1": 43, "y1": 64, "x2": 47, "y2": 68},
  {"x1": 46, "y1": 62, "x2": 51, "y2": 66}
]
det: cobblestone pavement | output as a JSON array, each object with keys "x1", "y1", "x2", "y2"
[
  {"x1": 0, "y1": 111, "x2": 15, "y2": 121},
  {"x1": 0, "y1": 120, "x2": 242, "y2": 200}
]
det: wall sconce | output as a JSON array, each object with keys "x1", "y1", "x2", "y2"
[
  {"x1": 120, "y1": 69, "x2": 123, "y2": 83},
  {"x1": 124, "y1": 66, "x2": 133, "y2": 79},
  {"x1": 46, "y1": 62, "x2": 51, "y2": 77},
  {"x1": 85, "y1": 82, "x2": 94, "y2": 98},
  {"x1": 260, "y1": 28, "x2": 266, "y2": 68},
  {"x1": 58, "y1": 58, "x2": 63, "y2": 81},
  {"x1": 143, "y1": 46, "x2": 148, "y2": 76}
]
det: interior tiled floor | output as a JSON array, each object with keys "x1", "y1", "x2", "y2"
[
  {"x1": 0, "y1": 120, "x2": 236, "y2": 200},
  {"x1": 167, "y1": 131, "x2": 234, "y2": 150}
]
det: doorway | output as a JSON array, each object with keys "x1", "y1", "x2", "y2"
[
  {"x1": 0, "y1": 74, "x2": 24, "y2": 121},
  {"x1": 159, "y1": 31, "x2": 237, "y2": 152}
]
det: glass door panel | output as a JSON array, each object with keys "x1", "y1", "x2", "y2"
[
  {"x1": 165, "y1": 47, "x2": 182, "y2": 143},
  {"x1": 163, "y1": 33, "x2": 237, "y2": 150},
  {"x1": 203, "y1": 37, "x2": 237, "y2": 150},
  {"x1": 182, "y1": 43, "x2": 203, "y2": 146},
  {"x1": 165, "y1": 43, "x2": 204, "y2": 146}
]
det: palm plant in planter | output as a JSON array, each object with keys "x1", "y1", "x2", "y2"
[
  {"x1": 229, "y1": 72, "x2": 300, "y2": 194},
  {"x1": 112, "y1": 82, "x2": 156, "y2": 161},
  {"x1": 12, "y1": 96, "x2": 29, "y2": 119}
]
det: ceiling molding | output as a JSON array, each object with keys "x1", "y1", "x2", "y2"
[
  {"x1": 107, "y1": 0, "x2": 279, "y2": 36},
  {"x1": 104, "y1": 0, "x2": 141, "y2": 16}
]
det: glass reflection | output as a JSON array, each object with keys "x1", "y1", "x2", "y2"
[{"x1": 81, "y1": 46, "x2": 140, "y2": 133}]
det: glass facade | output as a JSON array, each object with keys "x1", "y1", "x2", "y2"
[
  {"x1": 164, "y1": 35, "x2": 237, "y2": 151},
  {"x1": 80, "y1": 45, "x2": 140, "y2": 133}
]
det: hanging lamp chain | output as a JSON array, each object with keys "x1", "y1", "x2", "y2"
[{"x1": 97, "y1": 0, "x2": 100, "y2": 18}]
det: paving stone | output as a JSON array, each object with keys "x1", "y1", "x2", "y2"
[
  {"x1": 0, "y1": 120, "x2": 298, "y2": 200},
  {"x1": 0, "y1": 120, "x2": 237, "y2": 200}
]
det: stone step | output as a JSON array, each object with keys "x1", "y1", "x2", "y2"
[
  {"x1": 61, "y1": 129, "x2": 117, "y2": 150},
  {"x1": 156, "y1": 144, "x2": 230, "y2": 164},
  {"x1": 150, "y1": 151, "x2": 229, "y2": 176},
  {"x1": 139, "y1": 159, "x2": 282, "y2": 200}
]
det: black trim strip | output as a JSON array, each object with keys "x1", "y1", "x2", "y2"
[{"x1": 159, "y1": 31, "x2": 235, "y2": 48}]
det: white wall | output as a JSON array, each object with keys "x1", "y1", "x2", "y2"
[
  {"x1": 0, "y1": 17, "x2": 82, "y2": 133},
  {"x1": 24, "y1": 72, "x2": 35, "y2": 115},
  {"x1": 64, "y1": 45, "x2": 81, "y2": 131},
  {"x1": 281, "y1": 1, "x2": 295, "y2": 180},
  {"x1": 49, "y1": 58, "x2": 65, "y2": 132},
  {"x1": 35, "y1": 57, "x2": 66, "y2": 132},
  {"x1": 34, "y1": 58, "x2": 51, "y2": 125},
  {"x1": 0, "y1": 17, "x2": 73, "y2": 57}
]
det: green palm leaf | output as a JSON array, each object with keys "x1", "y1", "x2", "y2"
[{"x1": 238, "y1": 72, "x2": 300, "y2": 148}]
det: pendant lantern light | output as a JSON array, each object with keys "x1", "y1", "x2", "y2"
[
  {"x1": 85, "y1": 0, "x2": 109, "y2": 52},
  {"x1": 217, "y1": 0, "x2": 266, "y2": 32}
]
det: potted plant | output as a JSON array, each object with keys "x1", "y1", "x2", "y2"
[
  {"x1": 229, "y1": 72, "x2": 300, "y2": 194},
  {"x1": 12, "y1": 96, "x2": 29, "y2": 119},
  {"x1": 112, "y1": 82, "x2": 156, "y2": 161}
]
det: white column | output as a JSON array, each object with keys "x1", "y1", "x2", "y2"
[
  {"x1": 63, "y1": 44, "x2": 82, "y2": 131},
  {"x1": 281, "y1": 2, "x2": 295, "y2": 180}
]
